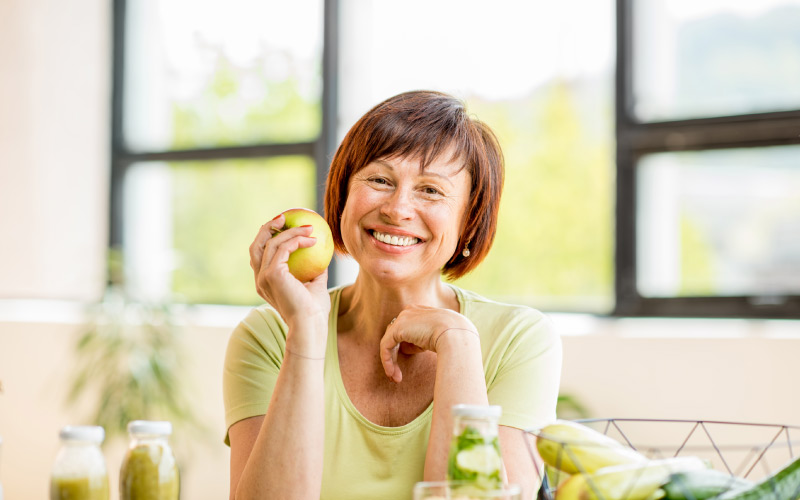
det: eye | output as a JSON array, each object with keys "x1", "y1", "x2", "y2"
[
  {"x1": 422, "y1": 186, "x2": 443, "y2": 196},
  {"x1": 368, "y1": 176, "x2": 390, "y2": 186}
]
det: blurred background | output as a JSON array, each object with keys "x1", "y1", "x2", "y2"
[{"x1": 1, "y1": 0, "x2": 799, "y2": 498}]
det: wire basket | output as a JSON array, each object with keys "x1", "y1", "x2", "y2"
[{"x1": 525, "y1": 418, "x2": 800, "y2": 500}]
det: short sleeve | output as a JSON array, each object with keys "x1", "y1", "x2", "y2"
[
  {"x1": 486, "y1": 311, "x2": 562, "y2": 431},
  {"x1": 222, "y1": 305, "x2": 288, "y2": 445}
]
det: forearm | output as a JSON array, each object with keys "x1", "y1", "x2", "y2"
[
  {"x1": 235, "y1": 323, "x2": 327, "y2": 500},
  {"x1": 500, "y1": 426, "x2": 541, "y2": 500},
  {"x1": 424, "y1": 330, "x2": 488, "y2": 481}
]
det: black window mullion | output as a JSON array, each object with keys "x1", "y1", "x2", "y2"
[
  {"x1": 632, "y1": 296, "x2": 800, "y2": 319},
  {"x1": 614, "y1": 0, "x2": 641, "y2": 316},
  {"x1": 109, "y1": 0, "x2": 128, "y2": 266},
  {"x1": 118, "y1": 142, "x2": 317, "y2": 163},
  {"x1": 625, "y1": 111, "x2": 800, "y2": 154},
  {"x1": 317, "y1": 0, "x2": 340, "y2": 286}
]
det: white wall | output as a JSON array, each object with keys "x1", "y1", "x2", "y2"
[
  {"x1": 0, "y1": 0, "x2": 108, "y2": 302},
  {"x1": 557, "y1": 317, "x2": 800, "y2": 425}
]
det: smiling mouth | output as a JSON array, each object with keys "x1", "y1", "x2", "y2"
[{"x1": 370, "y1": 230, "x2": 420, "y2": 247}]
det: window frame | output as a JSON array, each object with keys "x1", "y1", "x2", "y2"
[
  {"x1": 111, "y1": 0, "x2": 800, "y2": 317},
  {"x1": 109, "y1": 0, "x2": 341, "y2": 294},
  {"x1": 614, "y1": 0, "x2": 800, "y2": 318}
]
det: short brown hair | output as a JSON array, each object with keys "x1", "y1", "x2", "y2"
[{"x1": 324, "y1": 90, "x2": 504, "y2": 280}]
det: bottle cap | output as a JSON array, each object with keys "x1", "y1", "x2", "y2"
[
  {"x1": 127, "y1": 420, "x2": 172, "y2": 436},
  {"x1": 451, "y1": 404, "x2": 502, "y2": 419},
  {"x1": 59, "y1": 425, "x2": 105, "y2": 443}
]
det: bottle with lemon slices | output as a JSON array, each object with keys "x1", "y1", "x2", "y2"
[{"x1": 447, "y1": 405, "x2": 504, "y2": 491}]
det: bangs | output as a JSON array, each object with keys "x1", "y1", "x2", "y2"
[{"x1": 357, "y1": 93, "x2": 474, "y2": 174}]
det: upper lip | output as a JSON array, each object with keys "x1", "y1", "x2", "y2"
[{"x1": 368, "y1": 225, "x2": 425, "y2": 241}]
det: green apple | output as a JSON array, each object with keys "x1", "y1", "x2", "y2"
[{"x1": 278, "y1": 208, "x2": 334, "y2": 282}]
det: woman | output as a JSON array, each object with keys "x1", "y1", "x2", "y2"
[{"x1": 224, "y1": 90, "x2": 562, "y2": 500}]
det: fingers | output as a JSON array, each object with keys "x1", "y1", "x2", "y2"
[
  {"x1": 379, "y1": 330, "x2": 403, "y2": 384},
  {"x1": 250, "y1": 215, "x2": 316, "y2": 301},
  {"x1": 260, "y1": 227, "x2": 316, "y2": 275},
  {"x1": 249, "y1": 214, "x2": 285, "y2": 271},
  {"x1": 399, "y1": 342, "x2": 424, "y2": 355}
]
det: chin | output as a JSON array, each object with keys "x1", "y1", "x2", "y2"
[{"x1": 362, "y1": 260, "x2": 437, "y2": 286}]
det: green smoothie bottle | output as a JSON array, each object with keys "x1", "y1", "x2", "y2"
[
  {"x1": 119, "y1": 420, "x2": 179, "y2": 500},
  {"x1": 50, "y1": 425, "x2": 109, "y2": 500}
]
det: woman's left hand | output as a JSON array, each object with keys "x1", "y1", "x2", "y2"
[{"x1": 379, "y1": 305, "x2": 479, "y2": 383}]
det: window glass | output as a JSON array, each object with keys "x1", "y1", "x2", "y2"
[
  {"x1": 123, "y1": 156, "x2": 316, "y2": 304},
  {"x1": 123, "y1": 0, "x2": 322, "y2": 151},
  {"x1": 632, "y1": 0, "x2": 800, "y2": 121},
  {"x1": 637, "y1": 145, "x2": 800, "y2": 298},
  {"x1": 339, "y1": 0, "x2": 615, "y2": 312}
]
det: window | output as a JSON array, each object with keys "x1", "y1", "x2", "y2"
[
  {"x1": 616, "y1": 0, "x2": 800, "y2": 317},
  {"x1": 111, "y1": 0, "x2": 337, "y2": 304}
]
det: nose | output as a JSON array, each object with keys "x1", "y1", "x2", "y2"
[{"x1": 380, "y1": 186, "x2": 415, "y2": 223}]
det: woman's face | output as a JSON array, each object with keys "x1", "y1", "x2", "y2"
[{"x1": 340, "y1": 152, "x2": 472, "y2": 285}]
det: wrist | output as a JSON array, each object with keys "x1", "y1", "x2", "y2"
[
  {"x1": 286, "y1": 310, "x2": 328, "y2": 331},
  {"x1": 434, "y1": 327, "x2": 480, "y2": 353},
  {"x1": 286, "y1": 317, "x2": 329, "y2": 357}
]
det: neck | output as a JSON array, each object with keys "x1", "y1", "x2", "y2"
[{"x1": 338, "y1": 273, "x2": 457, "y2": 342}]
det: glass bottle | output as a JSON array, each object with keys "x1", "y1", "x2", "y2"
[
  {"x1": 50, "y1": 425, "x2": 109, "y2": 500},
  {"x1": 119, "y1": 420, "x2": 179, "y2": 500},
  {"x1": 447, "y1": 404, "x2": 504, "y2": 490}
]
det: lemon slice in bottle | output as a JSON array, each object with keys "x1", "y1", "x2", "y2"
[{"x1": 455, "y1": 444, "x2": 502, "y2": 475}]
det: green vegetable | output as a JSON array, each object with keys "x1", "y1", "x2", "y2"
[
  {"x1": 447, "y1": 425, "x2": 503, "y2": 490},
  {"x1": 715, "y1": 455, "x2": 800, "y2": 500},
  {"x1": 663, "y1": 469, "x2": 754, "y2": 500}
]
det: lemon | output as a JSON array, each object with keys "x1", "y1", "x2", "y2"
[{"x1": 455, "y1": 444, "x2": 502, "y2": 475}]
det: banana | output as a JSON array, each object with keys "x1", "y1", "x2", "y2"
[
  {"x1": 555, "y1": 456, "x2": 710, "y2": 500},
  {"x1": 536, "y1": 420, "x2": 647, "y2": 474}
]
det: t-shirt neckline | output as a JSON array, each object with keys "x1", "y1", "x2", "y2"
[{"x1": 326, "y1": 283, "x2": 465, "y2": 435}]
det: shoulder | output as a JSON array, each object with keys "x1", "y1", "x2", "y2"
[
  {"x1": 453, "y1": 286, "x2": 563, "y2": 428},
  {"x1": 451, "y1": 284, "x2": 559, "y2": 354},
  {"x1": 230, "y1": 287, "x2": 343, "y2": 347},
  {"x1": 231, "y1": 303, "x2": 288, "y2": 347},
  {"x1": 452, "y1": 284, "x2": 551, "y2": 332}
]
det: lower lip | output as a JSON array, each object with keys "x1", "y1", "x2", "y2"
[{"x1": 368, "y1": 231, "x2": 422, "y2": 254}]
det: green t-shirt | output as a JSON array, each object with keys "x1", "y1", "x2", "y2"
[{"x1": 223, "y1": 284, "x2": 562, "y2": 500}]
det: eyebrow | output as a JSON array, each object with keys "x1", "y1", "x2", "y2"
[{"x1": 374, "y1": 159, "x2": 455, "y2": 187}]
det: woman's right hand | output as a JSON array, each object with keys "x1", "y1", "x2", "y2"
[{"x1": 249, "y1": 213, "x2": 331, "y2": 329}]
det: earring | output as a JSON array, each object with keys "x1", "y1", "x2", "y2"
[{"x1": 462, "y1": 242, "x2": 471, "y2": 258}]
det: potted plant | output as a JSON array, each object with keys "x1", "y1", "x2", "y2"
[{"x1": 65, "y1": 250, "x2": 203, "y2": 445}]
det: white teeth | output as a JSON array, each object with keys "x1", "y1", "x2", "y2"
[{"x1": 372, "y1": 231, "x2": 419, "y2": 247}]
